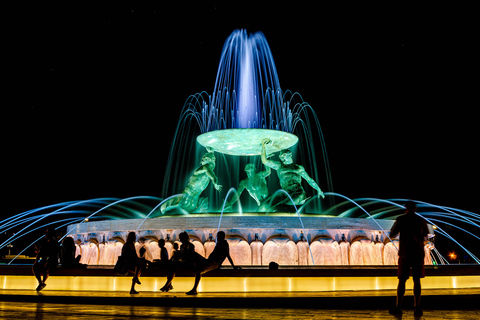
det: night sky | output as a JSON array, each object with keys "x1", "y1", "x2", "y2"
[{"x1": 4, "y1": 3, "x2": 478, "y2": 218}]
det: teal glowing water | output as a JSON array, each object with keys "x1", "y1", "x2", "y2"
[
  {"x1": 2, "y1": 193, "x2": 479, "y2": 265},
  {"x1": 162, "y1": 30, "x2": 332, "y2": 208},
  {"x1": 2, "y1": 30, "x2": 478, "y2": 265}
]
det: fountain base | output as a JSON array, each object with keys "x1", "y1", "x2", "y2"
[{"x1": 65, "y1": 215, "x2": 422, "y2": 267}]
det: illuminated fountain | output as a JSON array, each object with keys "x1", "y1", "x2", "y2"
[
  {"x1": 61, "y1": 30, "x2": 433, "y2": 267},
  {"x1": 2, "y1": 30, "x2": 479, "y2": 269}
]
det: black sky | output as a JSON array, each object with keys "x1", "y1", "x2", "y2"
[{"x1": 4, "y1": 3, "x2": 478, "y2": 217}]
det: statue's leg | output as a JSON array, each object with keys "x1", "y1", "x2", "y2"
[
  {"x1": 258, "y1": 193, "x2": 285, "y2": 212},
  {"x1": 284, "y1": 186, "x2": 307, "y2": 206},
  {"x1": 194, "y1": 197, "x2": 209, "y2": 213},
  {"x1": 180, "y1": 193, "x2": 201, "y2": 213},
  {"x1": 161, "y1": 195, "x2": 183, "y2": 213}
]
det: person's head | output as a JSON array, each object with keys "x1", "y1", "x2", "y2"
[
  {"x1": 173, "y1": 242, "x2": 179, "y2": 250},
  {"x1": 126, "y1": 231, "x2": 136, "y2": 243},
  {"x1": 269, "y1": 261, "x2": 279, "y2": 270},
  {"x1": 158, "y1": 239, "x2": 165, "y2": 248},
  {"x1": 179, "y1": 231, "x2": 190, "y2": 244},
  {"x1": 405, "y1": 201, "x2": 416, "y2": 214},
  {"x1": 62, "y1": 236, "x2": 74, "y2": 248},
  {"x1": 244, "y1": 163, "x2": 256, "y2": 178},
  {"x1": 279, "y1": 149, "x2": 293, "y2": 164},
  {"x1": 216, "y1": 231, "x2": 226, "y2": 242}
]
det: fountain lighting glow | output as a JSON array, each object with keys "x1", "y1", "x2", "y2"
[
  {"x1": 1, "y1": 196, "x2": 163, "y2": 263},
  {"x1": 3, "y1": 29, "x2": 478, "y2": 270},
  {"x1": 272, "y1": 189, "x2": 316, "y2": 265},
  {"x1": 61, "y1": 196, "x2": 162, "y2": 242},
  {"x1": 161, "y1": 30, "x2": 333, "y2": 203},
  {"x1": 8, "y1": 217, "x2": 86, "y2": 265},
  {"x1": 135, "y1": 194, "x2": 183, "y2": 232},
  {"x1": 324, "y1": 193, "x2": 398, "y2": 250},
  {"x1": 3, "y1": 192, "x2": 479, "y2": 266},
  {"x1": 0, "y1": 212, "x2": 90, "y2": 249},
  {"x1": 3, "y1": 273, "x2": 480, "y2": 292}
]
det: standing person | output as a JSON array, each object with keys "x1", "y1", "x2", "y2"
[
  {"x1": 122, "y1": 232, "x2": 146, "y2": 294},
  {"x1": 186, "y1": 231, "x2": 239, "y2": 295},
  {"x1": 389, "y1": 201, "x2": 429, "y2": 316},
  {"x1": 32, "y1": 229, "x2": 60, "y2": 292}
]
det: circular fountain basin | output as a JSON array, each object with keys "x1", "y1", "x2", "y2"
[
  {"x1": 197, "y1": 129, "x2": 298, "y2": 156},
  {"x1": 67, "y1": 215, "x2": 411, "y2": 267}
]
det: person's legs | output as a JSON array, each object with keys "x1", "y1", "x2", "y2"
[
  {"x1": 186, "y1": 273, "x2": 201, "y2": 295},
  {"x1": 42, "y1": 273, "x2": 49, "y2": 285},
  {"x1": 133, "y1": 258, "x2": 145, "y2": 285},
  {"x1": 33, "y1": 263, "x2": 48, "y2": 292},
  {"x1": 32, "y1": 263, "x2": 42, "y2": 284},
  {"x1": 412, "y1": 259, "x2": 425, "y2": 315},
  {"x1": 396, "y1": 278, "x2": 406, "y2": 308},
  {"x1": 130, "y1": 279, "x2": 138, "y2": 294},
  {"x1": 413, "y1": 277, "x2": 422, "y2": 315},
  {"x1": 186, "y1": 261, "x2": 218, "y2": 295},
  {"x1": 160, "y1": 271, "x2": 175, "y2": 292},
  {"x1": 389, "y1": 278, "x2": 406, "y2": 315},
  {"x1": 42, "y1": 266, "x2": 50, "y2": 284}
]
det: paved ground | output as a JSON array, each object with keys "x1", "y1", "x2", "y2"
[
  {"x1": 1, "y1": 301, "x2": 479, "y2": 319},
  {"x1": 1, "y1": 289, "x2": 479, "y2": 319}
]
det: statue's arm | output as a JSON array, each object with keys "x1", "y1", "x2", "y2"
[
  {"x1": 299, "y1": 166, "x2": 325, "y2": 198},
  {"x1": 260, "y1": 163, "x2": 272, "y2": 178},
  {"x1": 261, "y1": 139, "x2": 280, "y2": 170},
  {"x1": 205, "y1": 167, "x2": 222, "y2": 191}
]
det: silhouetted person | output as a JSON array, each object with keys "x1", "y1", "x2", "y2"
[
  {"x1": 60, "y1": 236, "x2": 84, "y2": 268},
  {"x1": 150, "y1": 239, "x2": 169, "y2": 270},
  {"x1": 122, "y1": 231, "x2": 146, "y2": 294},
  {"x1": 160, "y1": 231, "x2": 196, "y2": 292},
  {"x1": 32, "y1": 229, "x2": 59, "y2": 291},
  {"x1": 186, "y1": 231, "x2": 239, "y2": 295},
  {"x1": 389, "y1": 201, "x2": 428, "y2": 316},
  {"x1": 169, "y1": 241, "x2": 181, "y2": 263},
  {"x1": 159, "y1": 239, "x2": 169, "y2": 262}
]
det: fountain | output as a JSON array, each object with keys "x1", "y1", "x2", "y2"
[{"x1": 2, "y1": 29, "x2": 479, "y2": 272}]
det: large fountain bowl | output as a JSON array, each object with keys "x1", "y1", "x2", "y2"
[{"x1": 197, "y1": 129, "x2": 298, "y2": 156}]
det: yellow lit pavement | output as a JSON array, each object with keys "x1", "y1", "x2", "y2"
[
  {"x1": 1, "y1": 288, "x2": 480, "y2": 310},
  {"x1": 1, "y1": 289, "x2": 480, "y2": 319},
  {"x1": 1, "y1": 301, "x2": 480, "y2": 320}
]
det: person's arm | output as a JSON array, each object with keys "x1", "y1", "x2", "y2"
[
  {"x1": 34, "y1": 244, "x2": 41, "y2": 263},
  {"x1": 390, "y1": 219, "x2": 400, "y2": 239}
]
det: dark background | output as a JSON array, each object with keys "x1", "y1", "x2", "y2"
[{"x1": 4, "y1": 2, "x2": 478, "y2": 227}]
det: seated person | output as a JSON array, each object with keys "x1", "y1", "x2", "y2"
[
  {"x1": 60, "y1": 237, "x2": 85, "y2": 268},
  {"x1": 186, "y1": 231, "x2": 239, "y2": 295}
]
